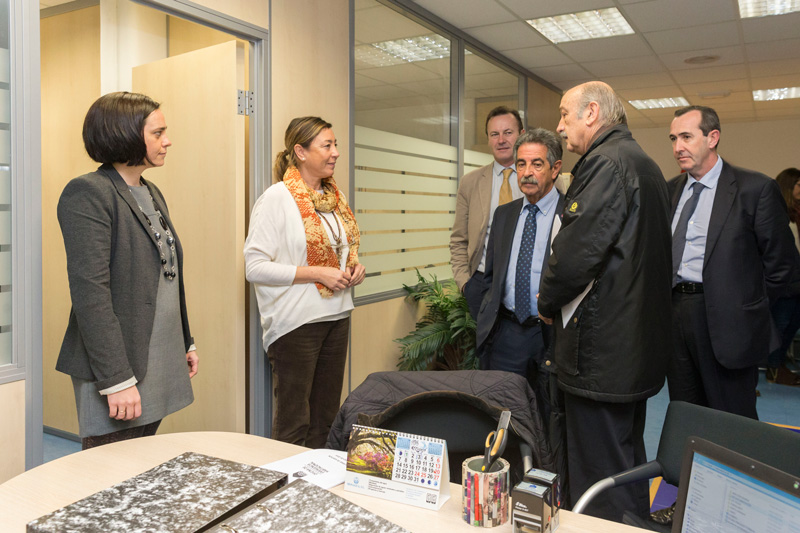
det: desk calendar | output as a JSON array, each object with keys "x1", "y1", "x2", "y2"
[{"x1": 344, "y1": 425, "x2": 451, "y2": 511}]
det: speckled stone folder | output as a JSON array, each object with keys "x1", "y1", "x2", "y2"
[
  {"x1": 208, "y1": 479, "x2": 410, "y2": 533},
  {"x1": 27, "y1": 452, "x2": 288, "y2": 533}
]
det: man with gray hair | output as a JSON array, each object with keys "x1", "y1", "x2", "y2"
[
  {"x1": 537, "y1": 82, "x2": 672, "y2": 522},
  {"x1": 476, "y1": 128, "x2": 565, "y2": 421}
]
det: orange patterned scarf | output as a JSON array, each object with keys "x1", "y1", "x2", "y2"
[{"x1": 283, "y1": 166, "x2": 361, "y2": 297}]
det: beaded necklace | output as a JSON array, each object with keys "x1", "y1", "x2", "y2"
[{"x1": 130, "y1": 185, "x2": 177, "y2": 280}]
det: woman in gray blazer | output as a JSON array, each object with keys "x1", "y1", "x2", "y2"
[{"x1": 57, "y1": 92, "x2": 198, "y2": 449}]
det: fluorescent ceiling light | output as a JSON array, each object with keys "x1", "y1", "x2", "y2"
[
  {"x1": 738, "y1": 0, "x2": 800, "y2": 18},
  {"x1": 355, "y1": 35, "x2": 452, "y2": 68},
  {"x1": 628, "y1": 97, "x2": 690, "y2": 110},
  {"x1": 752, "y1": 87, "x2": 800, "y2": 101},
  {"x1": 526, "y1": 8, "x2": 634, "y2": 44}
]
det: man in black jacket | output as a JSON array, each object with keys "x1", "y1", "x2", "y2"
[{"x1": 537, "y1": 81, "x2": 672, "y2": 522}]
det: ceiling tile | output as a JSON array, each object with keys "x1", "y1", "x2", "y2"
[
  {"x1": 355, "y1": 5, "x2": 432, "y2": 43},
  {"x1": 601, "y1": 72, "x2": 677, "y2": 89},
  {"x1": 465, "y1": 21, "x2": 549, "y2": 51},
  {"x1": 616, "y1": 85, "x2": 683, "y2": 100},
  {"x1": 746, "y1": 39, "x2": 800, "y2": 62},
  {"x1": 679, "y1": 78, "x2": 752, "y2": 96},
  {"x1": 528, "y1": 64, "x2": 592, "y2": 83},
  {"x1": 643, "y1": 22, "x2": 741, "y2": 54},
  {"x1": 497, "y1": 0, "x2": 612, "y2": 19},
  {"x1": 620, "y1": 0, "x2": 738, "y2": 32},
  {"x1": 502, "y1": 46, "x2": 572, "y2": 69},
  {"x1": 557, "y1": 34, "x2": 652, "y2": 63},
  {"x1": 749, "y1": 59, "x2": 800, "y2": 78},
  {"x1": 751, "y1": 74, "x2": 800, "y2": 91},
  {"x1": 659, "y1": 45, "x2": 745, "y2": 70},
  {"x1": 357, "y1": 63, "x2": 442, "y2": 84},
  {"x1": 584, "y1": 55, "x2": 667, "y2": 77},
  {"x1": 671, "y1": 64, "x2": 750, "y2": 84},
  {"x1": 742, "y1": 12, "x2": 800, "y2": 44},
  {"x1": 413, "y1": 0, "x2": 517, "y2": 28}
]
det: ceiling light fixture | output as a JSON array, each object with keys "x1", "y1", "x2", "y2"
[
  {"x1": 628, "y1": 97, "x2": 690, "y2": 110},
  {"x1": 355, "y1": 34, "x2": 457, "y2": 68},
  {"x1": 738, "y1": 0, "x2": 800, "y2": 18},
  {"x1": 684, "y1": 55, "x2": 720, "y2": 65},
  {"x1": 752, "y1": 87, "x2": 800, "y2": 101},
  {"x1": 526, "y1": 8, "x2": 635, "y2": 44}
]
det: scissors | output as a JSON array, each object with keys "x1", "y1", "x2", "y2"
[{"x1": 482, "y1": 410, "x2": 511, "y2": 472}]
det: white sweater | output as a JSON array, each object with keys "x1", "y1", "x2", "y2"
[{"x1": 244, "y1": 182, "x2": 353, "y2": 350}]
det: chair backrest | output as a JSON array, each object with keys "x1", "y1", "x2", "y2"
[
  {"x1": 657, "y1": 401, "x2": 800, "y2": 485},
  {"x1": 357, "y1": 391, "x2": 528, "y2": 484}
]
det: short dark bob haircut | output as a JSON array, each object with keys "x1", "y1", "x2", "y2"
[{"x1": 83, "y1": 91, "x2": 160, "y2": 166}]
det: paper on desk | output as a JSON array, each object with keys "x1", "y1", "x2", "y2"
[
  {"x1": 261, "y1": 449, "x2": 347, "y2": 489},
  {"x1": 548, "y1": 213, "x2": 593, "y2": 329}
]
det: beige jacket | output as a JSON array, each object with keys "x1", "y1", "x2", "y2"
[{"x1": 449, "y1": 163, "x2": 493, "y2": 290}]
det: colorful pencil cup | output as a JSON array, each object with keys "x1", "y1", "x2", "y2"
[{"x1": 462, "y1": 456, "x2": 510, "y2": 527}]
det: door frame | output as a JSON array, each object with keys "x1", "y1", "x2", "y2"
[
  {"x1": 27, "y1": 0, "x2": 271, "y2": 471},
  {"x1": 132, "y1": 0, "x2": 271, "y2": 438}
]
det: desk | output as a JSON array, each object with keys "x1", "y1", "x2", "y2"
[{"x1": 0, "y1": 432, "x2": 645, "y2": 532}]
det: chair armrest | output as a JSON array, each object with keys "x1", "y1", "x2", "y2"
[{"x1": 572, "y1": 460, "x2": 663, "y2": 514}]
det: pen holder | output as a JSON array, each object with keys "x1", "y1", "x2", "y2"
[{"x1": 462, "y1": 456, "x2": 510, "y2": 528}]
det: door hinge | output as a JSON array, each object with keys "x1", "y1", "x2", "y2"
[{"x1": 237, "y1": 90, "x2": 254, "y2": 116}]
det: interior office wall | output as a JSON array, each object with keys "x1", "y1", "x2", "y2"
[
  {"x1": 270, "y1": 0, "x2": 350, "y2": 197},
  {"x1": 41, "y1": 5, "x2": 102, "y2": 435},
  {"x1": 100, "y1": 0, "x2": 167, "y2": 93},
  {"x1": 0, "y1": 380, "x2": 25, "y2": 483},
  {"x1": 632, "y1": 117, "x2": 800, "y2": 182}
]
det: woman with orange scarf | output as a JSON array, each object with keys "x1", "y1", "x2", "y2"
[{"x1": 244, "y1": 117, "x2": 365, "y2": 447}]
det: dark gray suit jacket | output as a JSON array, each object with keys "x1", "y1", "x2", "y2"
[
  {"x1": 56, "y1": 164, "x2": 193, "y2": 391},
  {"x1": 668, "y1": 159, "x2": 799, "y2": 368},
  {"x1": 476, "y1": 191, "x2": 565, "y2": 352}
]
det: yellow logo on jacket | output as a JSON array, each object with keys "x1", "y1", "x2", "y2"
[{"x1": 569, "y1": 202, "x2": 578, "y2": 213}]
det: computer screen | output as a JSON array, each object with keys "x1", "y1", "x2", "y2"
[{"x1": 678, "y1": 450, "x2": 800, "y2": 533}]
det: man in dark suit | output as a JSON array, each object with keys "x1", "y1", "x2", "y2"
[
  {"x1": 668, "y1": 105, "x2": 798, "y2": 419},
  {"x1": 476, "y1": 128, "x2": 565, "y2": 420}
]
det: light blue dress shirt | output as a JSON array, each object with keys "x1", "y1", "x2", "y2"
[
  {"x1": 502, "y1": 186, "x2": 559, "y2": 317},
  {"x1": 478, "y1": 161, "x2": 524, "y2": 272},
  {"x1": 671, "y1": 155, "x2": 723, "y2": 283}
]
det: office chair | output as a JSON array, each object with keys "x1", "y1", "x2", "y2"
[
  {"x1": 572, "y1": 401, "x2": 800, "y2": 530},
  {"x1": 326, "y1": 370, "x2": 556, "y2": 485},
  {"x1": 358, "y1": 390, "x2": 533, "y2": 484}
]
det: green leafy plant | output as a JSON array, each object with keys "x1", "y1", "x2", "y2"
[{"x1": 395, "y1": 270, "x2": 478, "y2": 371}]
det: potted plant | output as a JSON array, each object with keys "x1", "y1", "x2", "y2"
[{"x1": 395, "y1": 270, "x2": 478, "y2": 371}]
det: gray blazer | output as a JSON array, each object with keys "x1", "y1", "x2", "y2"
[{"x1": 56, "y1": 164, "x2": 193, "y2": 392}]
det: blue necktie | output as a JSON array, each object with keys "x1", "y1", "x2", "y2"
[
  {"x1": 515, "y1": 204, "x2": 539, "y2": 323},
  {"x1": 672, "y1": 182, "x2": 703, "y2": 285}
]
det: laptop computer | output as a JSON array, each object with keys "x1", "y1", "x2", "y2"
[{"x1": 672, "y1": 437, "x2": 800, "y2": 532}]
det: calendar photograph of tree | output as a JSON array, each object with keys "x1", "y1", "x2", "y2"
[{"x1": 346, "y1": 427, "x2": 397, "y2": 480}]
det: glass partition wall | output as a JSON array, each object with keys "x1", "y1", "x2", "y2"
[{"x1": 353, "y1": 0, "x2": 524, "y2": 300}]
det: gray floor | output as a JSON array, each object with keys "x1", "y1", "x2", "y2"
[{"x1": 42, "y1": 370, "x2": 800, "y2": 464}]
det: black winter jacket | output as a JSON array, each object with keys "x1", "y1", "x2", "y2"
[{"x1": 538, "y1": 125, "x2": 672, "y2": 402}]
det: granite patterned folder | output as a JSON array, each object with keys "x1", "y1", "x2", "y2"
[
  {"x1": 208, "y1": 479, "x2": 411, "y2": 533},
  {"x1": 27, "y1": 452, "x2": 287, "y2": 533}
]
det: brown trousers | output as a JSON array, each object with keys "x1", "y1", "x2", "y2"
[{"x1": 268, "y1": 317, "x2": 350, "y2": 448}]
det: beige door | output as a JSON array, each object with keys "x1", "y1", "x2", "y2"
[{"x1": 132, "y1": 40, "x2": 247, "y2": 434}]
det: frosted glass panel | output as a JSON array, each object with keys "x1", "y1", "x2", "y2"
[
  {"x1": 354, "y1": 124, "x2": 457, "y2": 298},
  {"x1": 0, "y1": 0, "x2": 13, "y2": 368}
]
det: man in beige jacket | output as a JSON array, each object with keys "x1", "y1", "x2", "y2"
[{"x1": 450, "y1": 106, "x2": 524, "y2": 319}]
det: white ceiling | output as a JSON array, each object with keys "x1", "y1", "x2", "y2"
[{"x1": 410, "y1": 0, "x2": 800, "y2": 127}]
